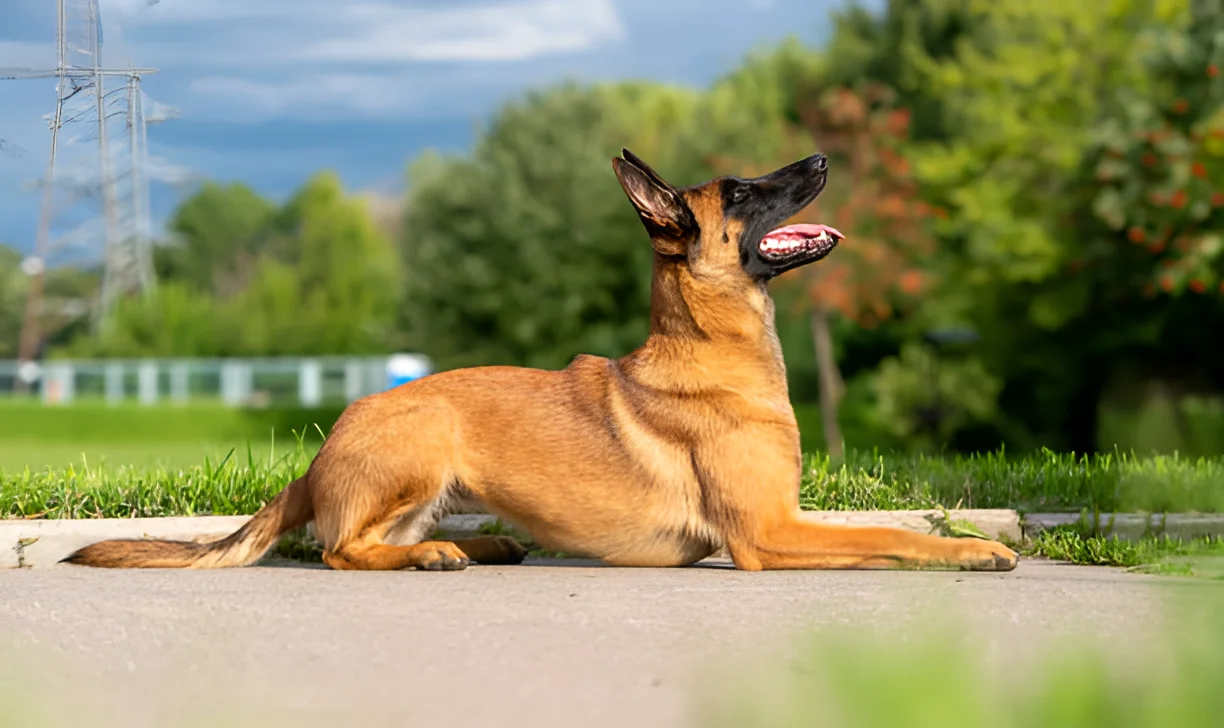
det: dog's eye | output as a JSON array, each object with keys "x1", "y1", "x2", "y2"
[{"x1": 732, "y1": 185, "x2": 750, "y2": 204}]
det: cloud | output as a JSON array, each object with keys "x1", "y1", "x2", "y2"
[
  {"x1": 305, "y1": 0, "x2": 625, "y2": 62},
  {"x1": 186, "y1": 73, "x2": 433, "y2": 121},
  {"x1": 81, "y1": 0, "x2": 628, "y2": 120},
  {"x1": 99, "y1": 0, "x2": 624, "y2": 64}
]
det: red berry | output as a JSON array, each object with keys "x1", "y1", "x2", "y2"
[
  {"x1": 1127, "y1": 226, "x2": 1146, "y2": 243},
  {"x1": 1173, "y1": 98, "x2": 1190, "y2": 114},
  {"x1": 1189, "y1": 278, "x2": 1207, "y2": 293},
  {"x1": 1171, "y1": 189, "x2": 1188, "y2": 209},
  {"x1": 1209, "y1": 65, "x2": 1220, "y2": 78},
  {"x1": 1192, "y1": 162, "x2": 1208, "y2": 178}
]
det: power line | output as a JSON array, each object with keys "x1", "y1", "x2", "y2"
[{"x1": 2, "y1": 0, "x2": 164, "y2": 388}]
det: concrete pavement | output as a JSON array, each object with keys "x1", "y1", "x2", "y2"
[{"x1": 1, "y1": 557, "x2": 1215, "y2": 728}]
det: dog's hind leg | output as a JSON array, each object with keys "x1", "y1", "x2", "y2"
[
  {"x1": 324, "y1": 538, "x2": 472, "y2": 571},
  {"x1": 446, "y1": 537, "x2": 529, "y2": 565}
]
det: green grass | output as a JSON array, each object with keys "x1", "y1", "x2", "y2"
[
  {"x1": 698, "y1": 595, "x2": 1224, "y2": 728},
  {"x1": 0, "y1": 400, "x2": 344, "y2": 444},
  {"x1": 1023, "y1": 525, "x2": 1224, "y2": 576},
  {"x1": 0, "y1": 439, "x2": 323, "y2": 472},
  {"x1": 3, "y1": 444, "x2": 1223, "y2": 520},
  {"x1": 798, "y1": 448, "x2": 1224, "y2": 513},
  {"x1": 0, "y1": 441, "x2": 314, "y2": 519}
]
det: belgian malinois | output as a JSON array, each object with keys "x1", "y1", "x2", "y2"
[{"x1": 65, "y1": 150, "x2": 1018, "y2": 572}]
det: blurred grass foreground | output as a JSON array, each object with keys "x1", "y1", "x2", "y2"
[{"x1": 695, "y1": 596, "x2": 1224, "y2": 728}]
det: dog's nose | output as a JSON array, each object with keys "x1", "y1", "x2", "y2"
[{"x1": 814, "y1": 155, "x2": 827, "y2": 172}]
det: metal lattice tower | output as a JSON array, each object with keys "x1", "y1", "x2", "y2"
[{"x1": 1, "y1": 0, "x2": 162, "y2": 377}]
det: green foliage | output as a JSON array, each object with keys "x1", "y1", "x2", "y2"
[
  {"x1": 398, "y1": 82, "x2": 705, "y2": 370},
  {"x1": 867, "y1": 341, "x2": 1001, "y2": 451},
  {"x1": 62, "y1": 172, "x2": 400, "y2": 358},
  {"x1": 0, "y1": 243, "x2": 98, "y2": 357},
  {"x1": 155, "y1": 181, "x2": 277, "y2": 295},
  {"x1": 0, "y1": 244, "x2": 24, "y2": 359}
]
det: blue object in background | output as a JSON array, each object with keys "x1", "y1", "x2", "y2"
[{"x1": 386, "y1": 353, "x2": 432, "y2": 389}]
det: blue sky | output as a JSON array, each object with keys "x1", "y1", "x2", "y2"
[{"x1": 0, "y1": 0, "x2": 875, "y2": 258}]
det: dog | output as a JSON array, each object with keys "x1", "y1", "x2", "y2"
[{"x1": 64, "y1": 149, "x2": 1019, "y2": 572}]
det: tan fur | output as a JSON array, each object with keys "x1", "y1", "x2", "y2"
[{"x1": 65, "y1": 153, "x2": 1018, "y2": 572}]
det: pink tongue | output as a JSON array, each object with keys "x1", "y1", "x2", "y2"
[{"x1": 767, "y1": 223, "x2": 844, "y2": 240}]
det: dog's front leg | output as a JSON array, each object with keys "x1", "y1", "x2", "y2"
[
  {"x1": 727, "y1": 512, "x2": 1018, "y2": 572},
  {"x1": 697, "y1": 430, "x2": 1018, "y2": 573}
]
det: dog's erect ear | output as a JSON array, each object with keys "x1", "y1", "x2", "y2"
[{"x1": 612, "y1": 149, "x2": 696, "y2": 256}]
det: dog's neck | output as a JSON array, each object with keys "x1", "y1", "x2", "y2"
[{"x1": 620, "y1": 258, "x2": 791, "y2": 402}]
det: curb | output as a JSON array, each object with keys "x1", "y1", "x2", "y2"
[
  {"x1": 3, "y1": 509, "x2": 1021, "y2": 569},
  {"x1": 1022, "y1": 513, "x2": 1224, "y2": 542}
]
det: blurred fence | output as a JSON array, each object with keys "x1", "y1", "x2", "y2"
[{"x1": 0, "y1": 354, "x2": 433, "y2": 407}]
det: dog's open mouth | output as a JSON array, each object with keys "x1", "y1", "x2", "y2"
[{"x1": 759, "y1": 224, "x2": 844, "y2": 261}]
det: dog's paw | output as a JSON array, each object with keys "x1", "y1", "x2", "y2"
[
  {"x1": 954, "y1": 539, "x2": 1019, "y2": 572},
  {"x1": 414, "y1": 543, "x2": 472, "y2": 571}
]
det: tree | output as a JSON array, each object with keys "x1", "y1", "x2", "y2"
[
  {"x1": 63, "y1": 172, "x2": 400, "y2": 358},
  {"x1": 1039, "y1": 0, "x2": 1224, "y2": 448},
  {"x1": 819, "y1": 0, "x2": 1201, "y2": 451},
  {"x1": 398, "y1": 82, "x2": 704, "y2": 370},
  {"x1": 1, "y1": 244, "x2": 97, "y2": 361},
  {"x1": 0, "y1": 245, "x2": 23, "y2": 359},
  {"x1": 154, "y1": 181, "x2": 277, "y2": 297}
]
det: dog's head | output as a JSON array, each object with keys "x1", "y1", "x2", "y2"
[{"x1": 611, "y1": 149, "x2": 840, "y2": 282}]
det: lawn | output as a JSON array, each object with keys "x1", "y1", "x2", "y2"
[
  {"x1": 3, "y1": 400, "x2": 1222, "y2": 572},
  {"x1": 4, "y1": 443, "x2": 1222, "y2": 519}
]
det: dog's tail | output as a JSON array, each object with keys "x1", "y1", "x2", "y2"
[{"x1": 61, "y1": 477, "x2": 313, "y2": 569}]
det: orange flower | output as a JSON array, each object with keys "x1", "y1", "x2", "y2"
[
  {"x1": 1160, "y1": 274, "x2": 1175, "y2": 292},
  {"x1": 1142, "y1": 153, "x2": 1158, "y2": 167},
  {"x1": 1209, "y1": 65, "x2": 1220, "y2": 78},
  {"x1": 1192, "y1": 162, "x2": 1208, "y2": 178},
  {"x1": 1212, "y1": 191, "x2": 1224, "y2": 206},
  {"x1": 1172, "y1": 98, "x2": 1190, "y2": 114},
  {"x1": 1189, "y1": 278, "x2": 1207, "y2": 293},
  {"x1": 897, "y1": 269, "x2": 923, "y2": 295},
  {"x1": 1170, "y1": 189, "x2": 1188, "y2": 209},
  {"x1": 1127, "y1": 226, "x2": 1146, "y2": 244}
]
